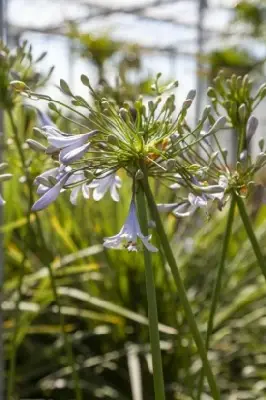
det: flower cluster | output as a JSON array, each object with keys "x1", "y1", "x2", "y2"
[{"x1": 20, "y1": 72, "x2": 266, "y2": 251}]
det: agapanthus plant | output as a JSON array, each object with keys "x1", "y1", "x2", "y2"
[{"x1": 13, "y1": 71, "x2": 266, "y2": 400}]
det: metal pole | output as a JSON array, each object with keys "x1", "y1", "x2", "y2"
[
  {"x1": 195, "y1": 0, "x2": 207, "y2": 123},
  {"x1": 0, "y1": 0, "x2": 6, "y2": 398}
]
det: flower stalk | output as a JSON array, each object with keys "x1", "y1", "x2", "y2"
[
  {"x1": 136, "y1": 184, "x2": 166, "y2": 400},
  {"x1": 197, "y1": 197, "x2": 236, "y2": 399},
  {"x1": 234, "y1": 194, "x2": 266, "y2": 280},
  {"x1": 140, "y1": 160, "x2": 220, "y2": 400}
]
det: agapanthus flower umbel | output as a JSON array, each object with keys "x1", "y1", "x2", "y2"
[
  {"x1": 104, "y1": 197, "x2": 158, "y2": 252},
  {"x1": 32, "y1": 165, "x2": 121, "y2": 211},
  {"x1": 21, "y1": 73, "x2": 266, "y2": 251}
]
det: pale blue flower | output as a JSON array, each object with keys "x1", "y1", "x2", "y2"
[
  {"x1": 158, "y1": 193, "x2": 207, "y2": 217},
  {"x1": 42, "y1": 126, "x2": 97, "y2": 164},
  {"x1": 32, "y1": 168, "x2": 70, "y2": 211},
  {"x1": 89, "y1": 172, "x2": 122, "y2": 202},
  {"x1": 104, "y1": 199, "x2": 158, "y2": 252},
  {"x1": 66, "y1": 171, "x2": 90, "y2": 205},
  {"x1": 158, "y1": 175, "x2": 228, "y2": 217}
]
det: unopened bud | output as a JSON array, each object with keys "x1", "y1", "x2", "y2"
[
  {"x1": 26, "y1": 139, "x2": 46, "y2": 152},
  {"x1": 135, "y1": 169, "x2": 144, "y2": 180},
  {"x1": 182, "y1": 99, "x2": 192, "y2": 110},
  {"x1": 10, "y1": 80, "x2": 29, "y2": 92},
  {"x1": 119, "y1": 107, "x2": 128, "y2": 122},
  {"x1": 166, "y1": 159, "x2": 176, "y2": 171},
  {"x1": 201, "y1": 106, "x2": 212, "y2": 121},
  {"x1": 186, "y1": 89, "x2": 196, "y2": 101},
  {"x1": 207, "y1": 116, "x2": 226, "y2": 135},
  {"x1": 246, "y1": 116, "x2": 258, "y2": 144},
  {"x1": 129, "y1": 107, "x2": 137, "y2": 122},
  {"x1": 238, "y1": 103, "x2": 246, "y2": 122}
]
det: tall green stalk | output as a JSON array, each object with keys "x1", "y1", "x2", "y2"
[
  {"x1": 234, "y1": 194, "x2": 266, "y2": 280},
  {"x1": 136, "y1": 185, "x2": 166, "y2": 400},
  {"x1": 197, "y1": 197, "x2": 236, "y2": 399},
  {"x1": 7, "y1": 109, "x2": 82, "y2": 400},
  {"x1": 140, "y1": 162, "x2": 220, "y2": 399}
]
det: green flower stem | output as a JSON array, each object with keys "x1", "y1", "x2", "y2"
[
  {"x1": 7, "y1": 109, "x2": 82, "y2": 400},
  {"x1": 140, "y1": 162, "x2": 220, "y2": 400},
  {"x1": 136, "y1": 186, "x2": 166, "y2": 400},
  {"x1": 234, "y1": 194, "x2": 266, "y2": 280},
  {"x1": 197, "y1": 197, "x2": 236, "y2": 399}
]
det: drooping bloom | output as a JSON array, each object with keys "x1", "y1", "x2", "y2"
[
  {"x1": 158, "y1": 175, "x2": 228, "y2": 217},
  {"x1": 32, "y1": 167, "x2": 71, "y2": 211},
  {"x1": 42, "y1": 126, "x2": 97, "y2": 164},
  {"x1": 89, "y1": 172, "x2": 122, "y2": 202},
  {"x1": 103, "y1": 199, "x2": 158, "y2": 252}
]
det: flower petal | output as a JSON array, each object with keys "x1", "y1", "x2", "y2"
[
  {"x1": 141, "y1": 236, "x2": 158, "y2": 252},
  {"x1": 70, "y1": 186, "x2": 80, "y2": 205},
  {"x1": 82, "y1": 184, "x2": 90, "y2": 199},
  {"x1": 173, "y1": 202, "x2": 196, "y2": 217},
  {"x1": 60, "y1": 142, "x2": 90, "y2": 164},
  {"x1": 157, "y1": 203, "x2": 179, "y2": 212},
  {"x1": 32, "y1": 181, "x2": 62, "y2": 211}
]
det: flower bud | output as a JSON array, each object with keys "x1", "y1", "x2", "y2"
[
  {"x1": 26, "y1": 139, "x2": 46, "y2": 153},
  {"x1": 119, "y1": 107, "x2": 128, "y2": 122},
  {"x1": 201, "y1": 105, "x2": 211, "y2": 121},
  {"x1": 186, "y1": 89, "x2": 196, "y2": 101},
  {"x1": 182, "y1": 99, "x2": 193, "y2": 111},
  {"x1": 10, "y1": 80, "x2": 29, "y2": 92},
  {"x1": 207, "y1": 116, "x2": 226, "y2": 135},
  {"x1": 246, "y1": 116, "x2": 258, "y2": 144},
  {"x1": 238, "y1": 104, "x2": 246, "y2": 122}
]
